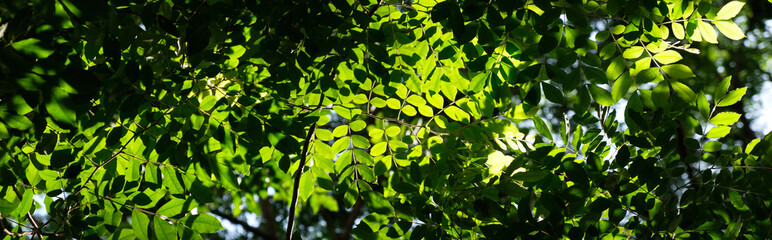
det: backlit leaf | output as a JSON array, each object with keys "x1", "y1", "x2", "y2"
[
  {"x1": 716, "y1": 1, "x2": 745, "y2": 20},
  {"x1": 715, "y1": 21, "x2": 746, "y2": 40},
  {"x1": 709, "y1": 112, "x2": 741, "y2": 126},
  {"x1": 487, "y1": 151, "x2": 513, "y2": 175},
  {"x1": 180, "y1": 214, "x2": 223, "y2": 233},
  {"x1": 717, "y1": 87, "x2": 747, "y2": 107},
  {"x1": 706, "y1": 126, "x2": 731, "y2": 138},
  {"x1": 698, "y1": 21, "x2": 718, "y2": 44},
  {"x1": 653, "y1": 50, "x2": 682, "y2": 64}
]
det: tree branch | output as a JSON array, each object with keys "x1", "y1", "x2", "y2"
[
  {"x1": 286, "y1": 92, "x2": 325, "y2": 240},
  {"x1": 209, "y1": 208, "x2": 277, "y2": 240},
  {"x1": 338, "y1": 198, "x2": 364, "y2": 240},
  {"x1": 260, "y1": 196, "x2": 278, "y2": 235}
]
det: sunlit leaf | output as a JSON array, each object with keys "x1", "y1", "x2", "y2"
[
  {"x1": 717, "y1": 87, "x2": 747, "y2": 107},
  {"x1": 487, "y1": 151, "x2": 513, "y2": 175},
  {"x1": 653, "y1": 50, "x2": 682, "y2": 64},
  {"x1": 154, "y1": 217, "x2": 177, "y2": 240},
  {"x1": 715, "y1": 20, "x2": 746, "y2": 40},
  {"x1": 715, "y1": 1, "x2": 745, "y2": 20},
  {"x1": 709, "y1": 112, "x2": 741, "y2": 126},
  {"x1": 698, "y1": 21, "x2": 718, "y2": 44},
  {"x1": 706, "y1": 126, "x2": 731, "y2": 138}
]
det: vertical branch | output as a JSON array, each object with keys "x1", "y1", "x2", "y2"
[{"x1": 286, "y1": 92, "x2": 325, "y2": 240}]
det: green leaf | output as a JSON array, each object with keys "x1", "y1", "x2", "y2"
[
  {"x1": 333, "y1": 125, "x2": 349, "y2": 138},
  {"x1": 299, "y1": 170, "x2": 314, "y2": 202},
  {"x1": 385, "y1": 126, "x2": 401, "y2": 137},
  {"x1": 661, "y1": 64, "x2": 695, "y2": 79},
  {"x1": 652, "y1": 82, "x2": 671, "y2": 108},
  {"x1": 132, "y1": 209, "x2": 151, "y2": 240},
  {"x1": 588, "y1": 85, "x2": 614, "y2": 106},
  {"x1": 715, "y1": 20, "x2": 746, "y2": 40},
  {"x1": 717, "y1": 87, "x2": 747, "y2": 107},
  {"x1": 363, "y1": 191, "x2": 393, "y2": 215},
  {"x1": 350, "y1": 120, "x2": 367, "y2": 132},
  {"x1": 445, "y1": 106, "x2": 471, "y2": 123},
  {"x1": 487, "y1": 151, "x2": 514, "y2": 175},
  {"x1": 672, "y1": 22, "x2": 685, "y2": 40},
  {"x1": 352, "y1": 135, "x2": 370, "y2": 149},
  {"x1": 11, "y1": 38, "x2": 55, "y2": 58},
  {"x1": 180, "y1": 214, "x2": 224, "y2": 233},
  {"x1": 333, "y1": 106, "x2": 361, "y2": 120},
  {"x1": 622, "y1": 46, "x2": 644, "y2": 59},
  {"x1": 706, "y1": 126, "x2": 731, "y2": 138},
  {"x1": 427, "y1": 93, "x2": 444, "y2": 109},
  {"x1": 46, "y1": 89, "x2": 76, "y2": 125},
  {"x1": 606, "y1": 56, "x2": 625, "y2": 82},
  {"x1": 697, "y1": 21, "x2": 718, "y2": 44},
  {"x1": 469, "y1": 72, "x2": 488, "y2": 93},
  {"x1": 716, "y1": 1, "x2": 745, "y2": 20},
  {"x1": 709, "y1": 112, "x2": 741, "y2": 126},
  {"x1": 401, "y1": 105, "x2": 418, "y2": 116},
  {"x1": 653, "y1": 50, "x2": 682, "y2": 64},
  {"x1": 532, "y1": 115, "x2": 553, "y2": 141},
  {"x1": 636, "y1": 68, "x2": 662, "y2": 83},
  {"x1": 0, "y1": 199, "x2": 16, "y2": 216},
  {"x1": 157, "y1": 198, "x2": 195, "y2": 218},
  {"x1": 584, "y1": 67, "x2": 608, "y2": 84},
  {"x1": 511, "y1": 169, "x2": 549, "y2": 182},
  {"x1": 356, "y1": 164, "x2": 375, "y2": 182},
  {"x1": 0, "y1": 123, "x2": 8, "y2": 139},
  {"x1": 12, "y1": 189, "x2": 33, "y2": 218},
  {"x1": 611, "y1": 73, "x2": 632, "y2": 102},
  {"x1": 542, "y1": 82, "x2": 564, "y2": 103},
  {"x1": 370, "y1": 142, "x2": 388, "y2": 156},
  {"x1": 715, "y1": 76, "x2": 732, "y2": 100},
  {"x1": 670, "y1": 81, "x2": 696, "y2": 102},
  {"x1": 697, "y1": 93, "x2": 710, "y2": 120},
  {"x1": 154, "y1": 216, "x2": 177, "y2": 240},
  {"x1": 316, "y1": 129, "x2": 334, "y2": 141}
]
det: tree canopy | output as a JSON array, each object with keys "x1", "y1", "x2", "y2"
[{"x1": 1, "y1": 0, "x2": 771, "y2": 239}]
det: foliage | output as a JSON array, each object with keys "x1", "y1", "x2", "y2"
[{"x1": 0, "y1": 0, "x2": 770, "y2": 239}]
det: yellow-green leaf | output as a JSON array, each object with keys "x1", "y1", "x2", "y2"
[
  {"x1": 717, "y1": 87, "x2": 747, "y2": 107},
  {"x1": 486, "y1": 151, "x2": 513, "y2": 175},
  {"x1": 588, "y1": 85, "x2": 615, "y2": 106},
  {"x1": 653, "y1": 50, "x2": 682, "y2": 64},
  {"x1": 716, "y1": 1, "x2": 745, "y2": 20},
  {"x1": 661, "y1": 64, "x2": 695, "y2": 79},
  {"x1": 154, "y1": 217, "x2": 177, "y2": 240},
  {"x1": 671, "y1": 81, "x2": 696, "y2": 102},
  {"x1": 623, "y1": 46, "x2": 644, "y2": 59},
  {"x1": 299, "y1": 171, "x2": 314, "y2": 202},
  {"x1": 445, "y1": 106, "x2": 470, "y2": 123},
  {"x1": 401, "y1": 105, "x2": 417, "y2": 116},
  {"x1": 385, "y1": 125, "x2": 401, "y2": 137},
  {"x1": 709, "y1": 112, "x2": 741, "y2": 126},
  {"x1": 370, "y1": 142, "x2": 388, "y2": 156},
  {"x1": 180, "y1": 214, "x2": 224, "y2": 233},
  {"x1": 350, "y1": 120, "x2": 367, "y2": 132},
  {"x1": 698, "y1": 21, "x2": 718, "y2": 44},
  {"x1": 705, "y1": 126, "x2": 731, "y2": 138},
  {"x1": 132, "y1": 210, "x2": 151, "y2": 240},
  {"x1": 611, "y1": 73, "x2": 632, "y2": 102},
  {"x1": 715, "y1": 20, "x2": 746, "y2": 40},
  {"x1": 672, "y1": 22, "x2": 685, "y2": 40}
]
